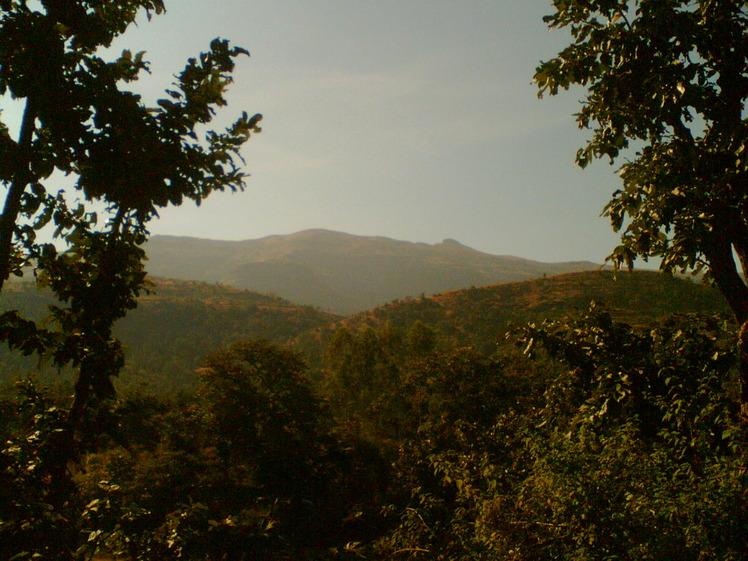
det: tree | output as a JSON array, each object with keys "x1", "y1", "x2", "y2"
[
  {"x1": 0, "y1": 0, "x2": 260, "y2": 511},
  {"x1": 406, "y1": 319, "x2": 437, "y2": 357},
  {"x1": 534, "y1": 1, "x2": 748, "y2": 412},
  {"x1": 0, "y1": 2, "x2": 261, "y2": 415},
  {"x1": 198, "y1": 340, "x2": 325, "y2": 494}
]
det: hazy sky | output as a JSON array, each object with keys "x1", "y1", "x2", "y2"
[{"x1": 96, "y1": 3, "x2": 636, "y2": 262}]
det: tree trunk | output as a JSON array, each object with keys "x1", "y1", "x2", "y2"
[
  {"x1": 0, "y1": 98, "x2": 36, "y2": 292},
  {"x1": 703, "y1": 233, "x2": 748, "y2": 419},
  {"x1": 740, "y1": 321, "x2": 748, "y2": 420}
]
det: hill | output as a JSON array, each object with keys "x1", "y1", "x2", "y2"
[
  {"x1": 305, "y1": 270, "x2": 730, "y2": 356},
  {"x1": 0, "y1": 270, "x2": 729, "y2": 391},
  {"x1": 143, "y1": 230, "x2": 602, "y2": 314},
  {"x1": 0, "y1": 279, "x2": 340, "y2": 392}
]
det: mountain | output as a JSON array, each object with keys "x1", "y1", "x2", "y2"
[{"x1": 143, "y1": 230, "x2": 603, "y2": 314}]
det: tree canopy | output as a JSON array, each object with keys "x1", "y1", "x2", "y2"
[
  {"x1": 0, "y1": 0, "x2": 261, "y2": 518},
  {"x1": 0, "y1": 0, "x2": 260, "y2": 413},
  {"x1": 534, "y1": 0, "x2": 748, "y2": 410}
]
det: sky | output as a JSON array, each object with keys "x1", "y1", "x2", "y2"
[{"x1": 28, "y1": 1, "x2": 641, "y2": 264}]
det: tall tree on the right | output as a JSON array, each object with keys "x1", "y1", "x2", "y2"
[{"x1": 535, "y1": 0, "x2": 748, "y2": 413}]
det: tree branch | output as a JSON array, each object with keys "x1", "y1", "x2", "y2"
[{"x1": 666, "y1": 114, "x2": 694, "y2": 144}]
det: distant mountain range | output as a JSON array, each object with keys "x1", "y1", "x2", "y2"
[{"x1": 143, "y1": 230, "x2": 603, "y2": 314}]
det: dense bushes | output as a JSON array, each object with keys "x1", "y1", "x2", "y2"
[{"x1": 374, "y1": 309, "x2": 747, "y2": 560}]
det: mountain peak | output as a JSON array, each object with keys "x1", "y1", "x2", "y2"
[{"x1": 440, "y1": 238, "x2": 465, "y2": 247}]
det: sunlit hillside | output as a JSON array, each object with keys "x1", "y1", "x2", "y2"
[{"x1": 305, "y1": 270, "x2": 730, "y2": 356}]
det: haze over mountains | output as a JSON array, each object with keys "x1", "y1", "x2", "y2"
[{"x1": 144, "y1": 230, "x2": 602, "y2": 314}]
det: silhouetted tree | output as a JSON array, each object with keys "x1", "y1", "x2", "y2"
[
  {"x1": 535, "y1": 0, "x2": 748, "y2": 413},
  {"x1": 0, "y1": 1, "x2": 260, "y2": 557}
]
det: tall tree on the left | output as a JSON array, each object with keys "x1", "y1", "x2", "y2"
[{"x1": 0, "y1": 0, "x2": 260, "y2": 514}]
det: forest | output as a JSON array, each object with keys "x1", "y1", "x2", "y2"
[
  {"x1": 1, "y1": 271, "x2": 746, "y2": 559},
  {"x1": 1, "y1": 0, "x2": 748, "y2": 559}
]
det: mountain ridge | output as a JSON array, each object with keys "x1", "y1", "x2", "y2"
[
  {"x1": 303, "y1": 269, "x2": 730, "y2": 358},
  {"x1": 144, "y1": 229, "x2": 604, "y2": 314}
]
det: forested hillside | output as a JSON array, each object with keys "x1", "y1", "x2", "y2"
[
  {"x1": 2, "y1": 270, "x2": 742, "y2": 560},
  {"x1": 1, "y1": 270, "x2": 727, "y2": 392},
  {"x1": 0, "y1": 279, "x2": 340, "y2": 391},
  {"x1": 297, "y1": 270, "x2": 730, "y2": 360}
]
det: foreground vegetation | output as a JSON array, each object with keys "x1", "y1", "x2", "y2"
[{"x1": 2, "y1": 296, "x2": 746, "y2": 559}]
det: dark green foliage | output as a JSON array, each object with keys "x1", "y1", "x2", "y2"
[
  {"x1": 71, "y1": 339, "x2": 388, "y2": 560},
  {"x1": 406, "y1": 320, "x2": 437, "y2": 357},
  {"x1": 199, "y1": 340, "x2": 326, "y2": 496},
  {"x1": 0, "y1": 2, "x2": 261, "y2": 558},
  {"x1": 376, "y1": 308, "x2": 747, "y2": 560},
  {"x1": 0, "y1": 0, "x2": 260, "y2": 419},
  {"x1": 2, "y1": 293, "x2": 744, "y2": 559},
  {"x1": 535, "y1": 0, "x2": 748, "y2": 277},
  {"x1": 313, "y1": 288, "x2": 744, "y2": 559},
  {"x1": 0, "y1": 279, "x2": 341, "y2": 391},
  {"x1": 0, "y1": 381, "x2": 88, "y2": 560},
  {"x1": 504, "y1": 309, "x2": 746, "y2": 560},
  {"x1": 401, "y1": 349, "x2": 514, "y2": 434},
  {"x1": 116, "y1": 280, "x2": 339, "y2": 391},
  {"x1": 534, "y1": 0, "x2": 748, "y2": 410},
  {"x1": 521, "y1": 309, "x2": 738, "y2": 438},
  {"x1": 322, "y1": 325, "x2": 406, "y2": 439}
]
